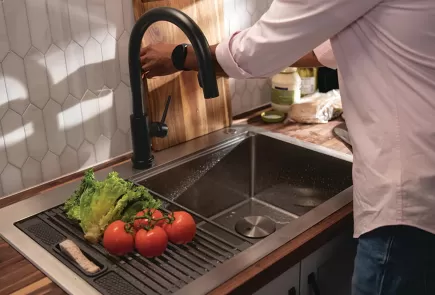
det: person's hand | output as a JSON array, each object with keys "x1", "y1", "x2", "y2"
[{"x1": 140, "y1": 43, "x2": 179, "y2": 79}]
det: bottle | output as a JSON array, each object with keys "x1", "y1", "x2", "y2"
[
  {"x1": 297, "y1": 67, "x2": 318, "y2": 97},
  {"x1": 271, "y1": 67, "x2": 301, "y2": 113}
]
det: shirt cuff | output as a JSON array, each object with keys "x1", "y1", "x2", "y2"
[
  {"x1": 313, "y1": 40, "x2": 337, "y2": 69},
  {"x1": 215, "y1": 32, "x2": 254, "y2": 79}
]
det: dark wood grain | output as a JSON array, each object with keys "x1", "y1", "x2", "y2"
[{"x1": 0, "y1": 116, "x2": 352, "y2": 295}]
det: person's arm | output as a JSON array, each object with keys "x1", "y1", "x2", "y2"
[
  {"x1": 140, "y1": 43, "x2": 326, "y2": 78},
  {"x1": 216, "y1": 0, "x2": 380, "y2": 79}
]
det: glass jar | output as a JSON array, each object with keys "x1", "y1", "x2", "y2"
[
  {"x1": 297, "y1": 67, "x2": 318, "y2": 97},
  {"x1": 271, "y1": 67, "x2": 301, "y2": 113}
]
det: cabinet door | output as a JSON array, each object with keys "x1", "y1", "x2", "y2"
[
  {"x1": 300, "y1": 232, "x2": 356, "y2": 295},
  {"x1": 253, "y1": 262, "x2": 300, "y2": 295}
]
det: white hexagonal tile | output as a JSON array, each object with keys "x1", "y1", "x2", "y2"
[
  {"x1": 65, "y1": 41, "x2": 87, "y2": 99},
  {"x1": 23, "y1": 104, "x2": 48, "y2": 161},
  {"x1": 41, "y1": 151, "x2": 61, "y2": 181},
  {"x1": 260, "y1": 82, "x2": 271, "y2": 105},
  {"x1": 24, "y1": 47, "x2": 50, "y2": 109},
  {"x1": 247, "y1": 79, "x2": 257, "y2": 92},
  {"x1": 1, "y1": 110, "x2": 28, "y2": 168},
  {"x1": 84, "y1": 38, "x2": 104, "y2": 93},
  {"x1": 110, "y1": 129, "x2": 128, "y2": 157},
  {"x1": 0, "y1": 3, "x2": 10, "y2": 62},
  {"x1": 60, "y1": 146, "x2": 79, "y2": 174},
  {"x1": 78, "y1": 140, "x2": 96, "y2": 168},
  {"x1": 240, "y1": 12, "x2": 252, "y2": 30},
  {"x1": 241, "y1": 86, "x2": 253, "y2": 111},
  {"x1": 1, "y1": 164, "x2": 24, "y2": 195},
  {"x1": 26, "y1": 0, "x2": 52, "y2": 54},
  {"x1": 0, "y1": 126, "x2": 8, "y2": 173},
  {"x1": 3, "y1": 0, "x2": 31, "y2": 58},
  {"x1": 231, "y1": 93, "x2": 242, "y2": 116},
  {"x1": 43, "y1": 99, "x2": 67, "y2": 155},
  {"x1": 235, "y1": 0, "x2": 247, "y2": 13},
  {"x1": 246, "y1": 0, "x2": 256, "y2": 15},
  {"x1": 22, "y1": 157, "x2": 42, "y2": 188},
  {"x1": 62, "y1": 95, "x2": 85, "y2": 150},
  {"x1": 105, "y1": 0, "x2": 124, "y2": 40},
  {"x1": 122, "y1": 0, "x2": 135, "y2": 34},
  {"x1": 126, "y1": 128, "x2": 132, "y2": 151},
  {"x1": 81, "y1": 90, "x2": 101, "y2": 144},
  {"x1": 87, "y1": 0, "x2": 108, "y2": 44},
  {"x1": 118, "y1": 31, "x2": 130, "y2": 86},
  {"x1": 47, "y1": 0, "x2": 72, "y2": 51},
  {"x1": 2, "y1": 52, "x2": 30, "y2": 115},
  {"x1": 45, "y1": 45, "x2": 69, "y2": 104},
  {"x1": 95, "y1": 135, "x2": 110, "y2": 162},
  {"x1": 98, "y1": 87, "x2": 117, "y2": 139},
  {"x1": 229, "y1": 18, "x2": 241, "y2": 35},
  {"x1": 0, "y1": 67, "x2": 9, "y2": 119},
  {"x1": 235, "y1": 80, "x2": 246, "y2": 95},
  {"x1": 102, "y1": 34, "x2": 121, "y2": 89},
  {"x1": 252, "y1": 88, "x2": 262, "y2": 107},
  {"x1": 68, "y1": 0, "x2": 91, "y2": 47},
  {"x1": 114, "y1": 82, "x2": 131, "y2": 133},
  {"x1": 229, "y1": 78, "x2": 236, "y2": 98}
]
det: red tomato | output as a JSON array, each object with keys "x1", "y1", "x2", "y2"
[
  {"x1": 103, "y1": 220, "x2": 135, "y2": 256},
  {"x1": 162, "y1": 211, "x2": 196, "y2": 244},
  {"x1": 133, "y1": 209, "x2": 165, "y2": 231},
  {"x1": 135, "y1": 226, "x2": 168, "y2": 258}
]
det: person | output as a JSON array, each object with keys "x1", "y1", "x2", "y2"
[{"x1": 140, "y1": 1, "x2": 435, "y2": 294}]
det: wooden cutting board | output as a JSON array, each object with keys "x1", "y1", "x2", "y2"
[{"x1": 132, "y1": 0, "x2": 231, "y2": 151}]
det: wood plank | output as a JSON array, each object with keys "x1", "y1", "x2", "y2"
[
  {"x1": 0, "y1": 240, "x2": 66, "y2": 295},
  {"x1": 132, "y1": 0, "x2": 231, "y2": 151}
]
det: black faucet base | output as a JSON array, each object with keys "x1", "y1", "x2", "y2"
[
  {"x1": 132, "y1": 155, "x2": 154, "y2": 170},
  {"x1": 130, "y1": 114, "x2": 154, "y2": 170}
]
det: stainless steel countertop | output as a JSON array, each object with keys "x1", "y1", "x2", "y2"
[{"x1": 0, "y1": 125, "x2": 353, "y2": 295}]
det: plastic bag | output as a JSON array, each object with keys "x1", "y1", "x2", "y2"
[{"x1": 287, "y1": 89, "x2": 342, "y2": 124}]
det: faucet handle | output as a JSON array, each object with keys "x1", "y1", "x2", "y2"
[
  {"x1": 160, "y1": 95, "x2": 171, "y2": 124},
  {"x1": 150, "y1": 95, "x2": 171, "y2": 138}
]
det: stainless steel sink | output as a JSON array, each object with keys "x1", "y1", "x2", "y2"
[
  {"x1": 0, "y1": 125, "x2": 354, "y2": 295},
  {"x1": 134, "y1": 132, "x2": 352, "y2": 245}
]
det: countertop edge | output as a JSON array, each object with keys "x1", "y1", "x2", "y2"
[{"x1": 0, "y1": 115, "x2": 353, "y2": 295}]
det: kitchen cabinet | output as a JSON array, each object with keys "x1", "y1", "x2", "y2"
[
  {"x1": 300, "y1": 232, "x2": 356, "y2": 295},
  {"x1": 253, "y1": 262, "x2": 300, "y2": 295}
]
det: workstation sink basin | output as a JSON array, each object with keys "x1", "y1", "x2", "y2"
[
  {"x1": 135, "y1": 131, "x2": 352, "y2": 244},
  {"x1": 0, "y1": 126, "x2": 354, "y2": 295}
]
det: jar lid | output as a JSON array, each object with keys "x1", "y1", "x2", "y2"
[
  {"x1": 261, "y1": 110, "x2": 286, "y2": 123},
  {"x1": 280, "y1": 67, "x2": 297, "y2": 74}
]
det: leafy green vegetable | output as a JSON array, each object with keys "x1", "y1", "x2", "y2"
[
  {"x1": 63, "y1": 169, "x2": 161, "y2": 244},
  {"x1": 98, "y1": 185, "x2": 160, "y2": 231},
  {"x1": 80, "y1": 172, "x2": 132, "y2": 243},
  {"x1": 64, "y1": 169, "x2": 96, "y2": 221}
]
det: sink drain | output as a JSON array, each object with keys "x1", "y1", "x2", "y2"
[{"x1": 235, "y1": 216, "x2": 276, "y2": 239}]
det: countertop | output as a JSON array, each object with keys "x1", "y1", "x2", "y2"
[{"x1": 0, "y1": 114, "x2": 352, "y2": 295}]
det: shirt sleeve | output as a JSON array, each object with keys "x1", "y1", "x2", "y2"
[
  {"x1": 313, "y1": 39, "x2": 337, "y2": 69},
  {"x1": 216, "y1": 0, "x2": 381, "y2": 79}
]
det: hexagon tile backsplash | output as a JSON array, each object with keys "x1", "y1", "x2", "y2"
[{"x1": 0, "y1": 0, "x2": 272, "y2": 197}]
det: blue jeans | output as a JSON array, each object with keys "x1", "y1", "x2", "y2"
[{"x1": 352, "y1": 225, "x2": 435, "y2": 295}]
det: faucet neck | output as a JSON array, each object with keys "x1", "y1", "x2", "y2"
[{"x1": 128, "y1": 7, "x2": 219, "y2": 170}]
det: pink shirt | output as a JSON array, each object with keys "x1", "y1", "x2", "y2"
[{"x1": 216, "y1": 0, "x2": 435, "y2": 238}]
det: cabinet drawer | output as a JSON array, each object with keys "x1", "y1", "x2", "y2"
[{"x1": 253, "y1": 262, "x2": 300, "y2": 295}]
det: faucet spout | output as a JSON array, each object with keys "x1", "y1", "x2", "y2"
[{"x1": 128, "y1": 7, "x2": 219, "y2": 170}]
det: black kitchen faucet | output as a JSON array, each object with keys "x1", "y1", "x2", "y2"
[{"x1": 128, "y1": 7, "x2": 219, "y2": 170}]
